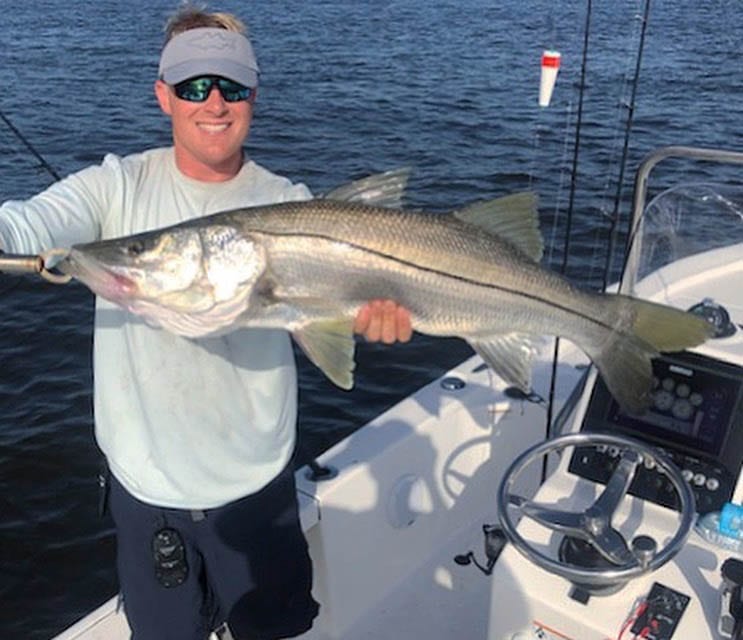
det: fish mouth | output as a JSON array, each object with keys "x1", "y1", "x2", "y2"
[{"x1": 57, "y1": 249, "x2": 139, "y2": 301}]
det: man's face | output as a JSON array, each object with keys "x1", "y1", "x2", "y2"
[{"x1": 155, "y1": 79, "x2": 255, "y2": 181}]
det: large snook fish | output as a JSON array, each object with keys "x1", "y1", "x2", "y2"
[{"x1": 58, "y1": 170, "x2": 713, "y2": 413}]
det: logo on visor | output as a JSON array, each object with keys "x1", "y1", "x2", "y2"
[{"x1": 186, "y1": 31, "x2": 237, "y2": 51}]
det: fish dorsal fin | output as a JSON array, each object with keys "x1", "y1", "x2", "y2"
[
  {"x1": 454, "y1": 192, "x2": 543, "y2": 262},
  {"x1": 322, "y1": 167, "x2": 411, "y2": 209},
  {"x1": 294, "y1": 319, "x2": 357, "y2": 389},
  {"x1": 469, "y1": 332, "x2": 541, "y2": 392}
]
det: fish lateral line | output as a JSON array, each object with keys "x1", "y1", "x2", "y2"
[{"x1": 248, "y1": 226, "x2": 626, "y2": 337}]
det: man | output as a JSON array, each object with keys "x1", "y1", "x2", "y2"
[{"x1": 0, "y1": 7, "x2": 411, "y2": 640}]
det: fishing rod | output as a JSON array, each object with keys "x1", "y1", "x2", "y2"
[
  {"x1": 543, "y1": 0, "x2": 594, "y2": 477},
  {"x1": 543, "y1": 1, "x2": 652, "y2": 472},
  {"x1": 0, "y1": 112, "x2": 66, "y2": 291},
  {"x1": 0, "y1": 110, "x2": 61, "y2": 182},
  {"x1": 556, "y1": 0, "x2": 592, "y2": 280},
  {"x1": 601, "y1": 0, "x2": 652, "y2": 291}
]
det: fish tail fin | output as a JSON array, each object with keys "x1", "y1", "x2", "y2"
[
  {"x1": 627, "y1": 296, "x2": 714, "y2": 352},
  {"x1": 584, "y1": 296, "x2": 713, "y2": 413}
]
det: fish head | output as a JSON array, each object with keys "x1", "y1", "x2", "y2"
[
  {"x1": 60, "y1": 227, "x2": 207, "y2": 305},
  {"x1": 58, "y1": 224, "x2": 266, "y2": 336}
]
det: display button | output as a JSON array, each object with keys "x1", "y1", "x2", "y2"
[
  {"x1": 654, "y1": 389, "x2": 675, "y2": 411},
  {"x1": 672, "y1": 398, "x2": 693, "y2": 420},
  {"x1": 676, "y1": 383, "x2": 691, "y2": 398}
]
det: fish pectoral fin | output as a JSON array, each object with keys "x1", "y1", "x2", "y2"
[
  {"x1": 469, "y1": 333, "x2": 540, "y2": 392},
  {"x1": 322, "y1": 168, "x2": 411, "y2": 209},
  {"x1": 294, "y1": 319, "x2": 357, "y2": 390},
  {"x1": 453, "y1": 192, "x2": 543, "y2": 262}
]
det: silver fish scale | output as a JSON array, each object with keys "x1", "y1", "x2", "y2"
[
  {"x1": 221, "y1": 200, "x2": 552, "y2": 285},
  {"x1": 208, "y1": 199, "x2": 598, "y2": 339}
]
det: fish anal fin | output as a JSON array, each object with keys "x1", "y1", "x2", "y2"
[
  {"x1": 454, "y1": 192, "x2": 543, "y2": 262},
  {"x1": 294, "y1": 319, "x2": 357, "y2": 389},
  {"x1": 469, "y1": 333, "x2": 541, "y2": 392}
]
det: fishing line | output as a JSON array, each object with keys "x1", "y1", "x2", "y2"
[
  {"x1": 0, "y1": 110, "x2": 61, "y2": 182},
  {"x1": 527, "y1": 9, "x2": 560, "y2": 193},
  {"x1": 544, "y1": 101, "x2": 576, "y2": 271},
  {"x1": 600, "y1": 0, "x2": 652, "y2": 291},
  {"x1": 556, "y1": 0, "x2": 592, "y2": 279},
  {"x1": 585, "y1": 0, "x2": 645, "y2": 288}
]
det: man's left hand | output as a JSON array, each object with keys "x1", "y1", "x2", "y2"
[{"x1": 353, "y1": 299, "x2": 413, "y2": 344}]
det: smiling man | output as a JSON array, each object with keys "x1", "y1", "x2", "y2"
[
  {"x1": 155, "y1": 25, "x2": 257, "y2": 181},
  {"x1": 0, "y1": 6, "x2": 410, "y2": 640}
]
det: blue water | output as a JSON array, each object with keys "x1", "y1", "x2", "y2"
[{"x1": 0, "y1": 1, "x2": 741, "y2": 637}]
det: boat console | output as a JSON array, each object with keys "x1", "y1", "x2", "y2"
[
  {"x1": 488, "y1": 345, "x2": 743, "y2": 639},
  {"x1": 570, "y1": 349, "x2": 743, "y2": 516}
]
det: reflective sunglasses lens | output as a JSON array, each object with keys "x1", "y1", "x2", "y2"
[
  {"x1": 174, "y1": 77, "x2": 213, "y2": 102},
  {"x1": 217, "y1": 79, "x2": 253, "y2": 102}
]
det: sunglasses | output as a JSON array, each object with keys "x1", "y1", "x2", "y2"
[{"x1": 172, "y1": 76, "x2": 255, "y2": 103}]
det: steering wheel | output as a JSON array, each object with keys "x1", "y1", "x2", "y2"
[{"x1": 497, "y1": 433, "x2": 695, "y2": 588}]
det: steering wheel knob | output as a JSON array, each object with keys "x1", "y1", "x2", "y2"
[{"x1": 631, "y1": 534, "x2": 658, "y2": 568}]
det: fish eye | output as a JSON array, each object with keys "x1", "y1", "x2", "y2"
[{"x1": 127, "y1": 241, "x2": 146, "y2": 256}]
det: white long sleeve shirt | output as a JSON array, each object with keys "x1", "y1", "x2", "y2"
[{"x1": 0, "y1": 148, "x2": 312, "y2": 508}]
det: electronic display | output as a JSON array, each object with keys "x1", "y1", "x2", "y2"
[
  {"x1": 606, "y1": 358, "x2": 741, "y2": 456},
  {"x1": 575, "y1": 352, "x2": 743, "y2": 513}
]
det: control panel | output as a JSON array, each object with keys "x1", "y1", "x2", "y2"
[
  {"x1": 570, "y1": 351, "x2": 743, "y2": 514},
  {"x1": 628, "y1": 582, "x2": 690, "y2": 640},
  {"x1": 569, "y1": 442, "x2": 734, "y2": 514}
]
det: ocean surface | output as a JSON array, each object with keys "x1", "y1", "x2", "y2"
[{"x1": 0, "y1": 1, "x2": 741, "y2": 637}]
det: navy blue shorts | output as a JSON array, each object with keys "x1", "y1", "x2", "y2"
[{"x1": 108, "y1": 460, "x2": 319, "y2": 640}]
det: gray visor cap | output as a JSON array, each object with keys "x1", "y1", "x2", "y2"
[{"x1": 159, "y1": 27, "x2": 260, "y2": 87}]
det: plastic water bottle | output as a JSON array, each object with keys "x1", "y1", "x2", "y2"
[
  {"x1": 720, "y1": 502, "x2": 743, "y2": 539},
  {"x1": 695, "y1": 505, "x2": 743, "y2": 554}
]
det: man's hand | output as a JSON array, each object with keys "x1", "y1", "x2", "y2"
[{"x1": 353, "y1": 299, "x2": 413, "y2": 344}]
